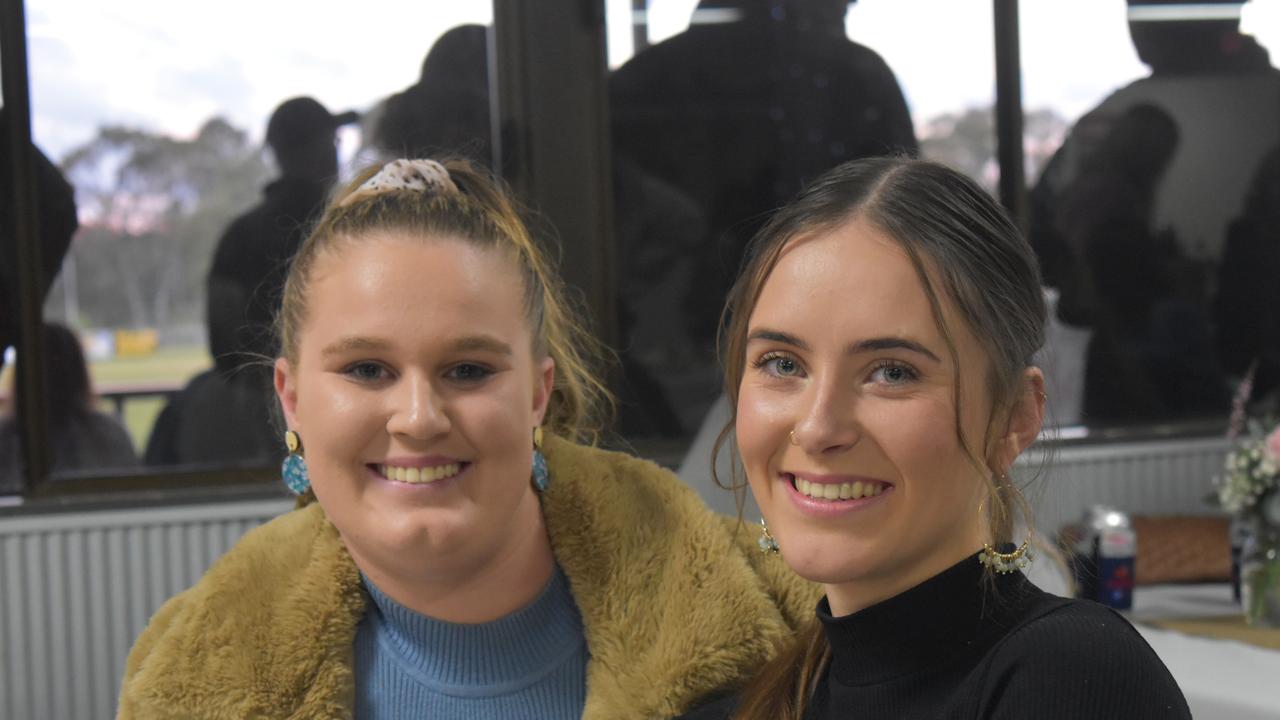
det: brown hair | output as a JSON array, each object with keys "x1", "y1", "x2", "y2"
[
  {"x1": 716, "y1": 157, "x2": 1047, "y2": 719},
  {"x1": 277, "y1": 158, "x2": 610, "y2": 443}
]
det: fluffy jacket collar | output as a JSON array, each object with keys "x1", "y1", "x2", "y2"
[{"x1": 119, "y1": 436, "x2": 817, "y2": 719}]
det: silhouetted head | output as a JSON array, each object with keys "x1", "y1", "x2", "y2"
[
  {"x1": 265, "y1": 97, "x2": 357, "y2": 182},
  {"x1": 1126, "y1": 0, "x2": 1249, "y2": 73},
  {"x1": 39, "y1": 322, "x2": 93, "y2": 425},
  {"x1": 1098, "y1": 103, "x2": 1180, "y2": 185},
  {"x1": 373, "y1": 25, "x2": 492, "y2": 162},
  {"x1": 418, "y1": 25, "x2": 489, "y2": 91},
  {"x1": 694, "y1": 0, "x2": 852, "y2": 29}
]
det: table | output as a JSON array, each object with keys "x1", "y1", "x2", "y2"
[{"x1": 1128, "y1": 584, "x2": 1280, "y2": 719}]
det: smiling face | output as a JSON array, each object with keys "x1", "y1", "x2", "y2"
[
  {"x1": 736, "y1": 216, "x2": 1000, "y2": 615},
  {"x1": 275, "y1": 231, "x2": 553, "y2": 591}
]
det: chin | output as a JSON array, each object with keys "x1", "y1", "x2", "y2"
[{"x1": 779, "y1": 535, "x2": 881, "y2": 585}]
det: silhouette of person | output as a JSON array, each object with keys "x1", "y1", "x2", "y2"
[
  {"x1": 146, "y1": 96, "x2": 355, "y2": 467},
  {"x1": 206, "y1": 96, "x2": 356, "y2": 372},
  {"x1": 1028, "y1": 0, "x2": 1276, "y2": 423},
  {"x1": 0, "y1": 322, "x2": 136, "y2": 481},
  {"x1": 366, "y1": 25, "x2": 709, "y2": 438},
  {"x1": 0, "y1": 108, "x2": 79, "y2": 370},
  {"x1": 370, "y1": 25, "x2": 492, "y2": 163},
  {"x1": 611, "y1": 0, "x2": 918, "y2": 354},
  {"x1": 0, "y1": 109, "x2": 79, "y2": 490},
  {"x1": 1214, "y1": 145, "x2": 1280, "y2": 401}
]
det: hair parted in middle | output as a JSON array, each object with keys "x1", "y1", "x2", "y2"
[
  {"x1": 714, "y1": 156, "x2": 1048, "y2": 720},
  {"x1": 276, "y1": 157, "x2": 612, "y2": 444}
]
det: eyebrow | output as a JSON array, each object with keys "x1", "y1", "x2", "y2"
[
  {"x1": 321, "y1": 336, "x2": 392, "y2": 357},
  {"x1": 321, "y1": 334, "x2": 513, "y2": 357},
  {"x1": 746, "y1": 328, "x2": 942, "y2": 363}
]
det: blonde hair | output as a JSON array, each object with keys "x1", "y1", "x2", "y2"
[{"x1": 277, "y1": 158, "x2": 611, "y2": 443}]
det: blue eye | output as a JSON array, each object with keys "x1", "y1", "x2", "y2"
[
  {"x1": 870, "y1": 361, "x2": 918, "y2": 385},
  {"x1": 753, "y1": 352, "x2": 805, "y2": 378},
  {"x1": 343, "y1": 362, "x2": 389, "y2": 383},
  {"x1": 446, "y1": 363, "x2": 494, "y2": 382}
]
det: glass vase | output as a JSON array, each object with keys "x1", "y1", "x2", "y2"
[{"x1": 1240, "y1": 522, "x2": 1280, "y2": 628}]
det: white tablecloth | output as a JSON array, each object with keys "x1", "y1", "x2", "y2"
[{"x1": 1128, "y1": 584, "x2": 1280, "y2": 719}]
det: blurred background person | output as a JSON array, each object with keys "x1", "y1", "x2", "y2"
[
  {"x1": 1029, "y1": 0, "x2": 1279, "y2": 424},
  {"x1": 0, "y1": 322, "x2": 136, "y2": 479},
  {"x1": 612, "y1": 0, "x2": 918, "y2": 358},
  {"x1": 145, "y1": 96, "x2": 355, "y2": 467}
]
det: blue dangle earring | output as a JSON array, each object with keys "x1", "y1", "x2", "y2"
[
  {"x1": 758, "y1": 518, "x2": 780, "y2": 555},
  {"x1": 532, "y1": 426, "x2": 550, "y2": 492},
  {"x1": 282, "y1": 430, "x2": 311, "y2": 495}
]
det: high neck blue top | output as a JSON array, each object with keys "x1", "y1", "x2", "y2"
[{"x1": 354, "y1": 565, "x2": 588, "y2": 719}]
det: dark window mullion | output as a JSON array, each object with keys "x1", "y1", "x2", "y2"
[{"x1": 1, "y1": 0, "x2": 50, "y2": 495}]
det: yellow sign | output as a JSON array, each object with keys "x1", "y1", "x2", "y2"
[{"x1": 114, "y1": 329, "x2": 159, "y2": 357}]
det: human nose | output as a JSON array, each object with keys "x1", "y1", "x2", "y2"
[
  {"x1": 385, "y1": 373, "x2": 451, "y2": 439},
  {"x1": 789, "y1": 374, "x2": 860, "y2": 455}
]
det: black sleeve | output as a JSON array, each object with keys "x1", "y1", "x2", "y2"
[{"x1": 980, "y1": 606, "x2": 1191, "y2": 719}]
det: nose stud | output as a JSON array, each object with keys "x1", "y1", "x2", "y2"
[{"x1": 789, "y1": 429, "x2": 799, "y2": 446}]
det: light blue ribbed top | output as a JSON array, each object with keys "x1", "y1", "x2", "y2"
[{"x1": 354, "y1": 565, "x2": 588, "y2": 719}]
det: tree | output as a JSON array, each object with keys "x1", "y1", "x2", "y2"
[
  {"x1": 919, "y1": 105, "x2": 1069, "y2": 193},
  {"x1": 49, "y1": 118, "x2": 270, "y2": 332}
]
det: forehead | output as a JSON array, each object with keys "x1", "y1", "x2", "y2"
[
  {"x1": 750, "y1": 217, "x2": 942, "y2": 342},
  {"x1": 300, "y1": 231, "x2": 530, "y2": 346}
]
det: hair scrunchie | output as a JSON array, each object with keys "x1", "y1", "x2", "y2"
[{"x1": 338, "y1": 158, "x2": 459, "y2": 207}]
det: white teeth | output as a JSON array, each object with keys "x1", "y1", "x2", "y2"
[
  {"x1": 380, "y1": 463, "x2": 462, "y2": 484},
  {"x1": 793, "y1": 476, "x2": 885, "y2": 501}
]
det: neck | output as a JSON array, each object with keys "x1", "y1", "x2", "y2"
[{"x1": 350, "y1": 490, "x2": 556, "y2": 624}]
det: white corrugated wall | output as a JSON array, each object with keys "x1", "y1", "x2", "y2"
[{"x1": 0, "y1": 499, "x2": 291, "y2": 720}]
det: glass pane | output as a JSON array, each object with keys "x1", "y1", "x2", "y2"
[
  {"x1": 10, "y1": 1, "x2": 495, "y2": 488},
  {"x1": 1024, "y1": 0, "x2": 1280, "y2": 429},
  {"x1": 607, "y1": 0, "x2": 991, "y2": 460}
]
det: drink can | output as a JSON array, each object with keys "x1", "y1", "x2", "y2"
[{"x1": 1096, "y1": 522, "x2": 1136, "y2": 610}]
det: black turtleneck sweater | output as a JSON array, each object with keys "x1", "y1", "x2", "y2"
[{"x1": 681, "y1": 553, "x2": 1190, "y2": 719}]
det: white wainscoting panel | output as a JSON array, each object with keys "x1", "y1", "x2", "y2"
[{"x1": 0, "y1": 498, "x2": 292, "y2": 720}]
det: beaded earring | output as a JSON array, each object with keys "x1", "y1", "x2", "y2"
[
  {"x1": 532, "y1": 426, "x2": 550, "y2": 492},
  {"x1": 281, "y1": 430, "x2": 311, "y2": 495},
  {"x1": 977, "y1": 473, "x2": 1033, "y2": 573},
  {"x1": 758, "y1": 518, "x2": 780, "y2": 555}
]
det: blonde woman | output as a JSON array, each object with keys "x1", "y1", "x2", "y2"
[{"x1": 119, "y1": 159, "x2": 816, "y2": 719}]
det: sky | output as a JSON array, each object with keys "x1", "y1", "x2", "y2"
[{"x1": 21, "y1": 0, "x2": 1280, "y2": 163}]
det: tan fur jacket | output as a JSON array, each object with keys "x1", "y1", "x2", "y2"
[{"x1": 118, "y1": 436, "x2": 818, "y2": 719}]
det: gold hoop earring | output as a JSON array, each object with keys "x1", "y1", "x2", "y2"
[{"x1": 977, "y1": 472, "x2": 1034, "y2": 574}]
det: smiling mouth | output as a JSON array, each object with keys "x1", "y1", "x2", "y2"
[
  {"x1": 374, "y1": 462, "x2": 466, "y2": 484},
  {"x1": 783, "y1": 473, "x2": 889, "y2": 501}
]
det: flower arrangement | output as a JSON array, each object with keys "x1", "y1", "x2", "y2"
[
  {"x1": 1217, "y1": 364, "x2": 1280, "y2": 626},
  {"x1": 1216, "y1": 421, "x2": 1280, "y2": 523}
]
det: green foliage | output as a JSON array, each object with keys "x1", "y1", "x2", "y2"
[{"x1": 48, "y1": 117, "x2": 272, "y2": 331}]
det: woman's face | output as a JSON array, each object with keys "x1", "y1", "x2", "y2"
[
  {"x1": 736, "y1": 216, "x2": 998, "y2": 615},
  {"x1": 275, "y1": 232, "x2": 553, "y2": 582}
]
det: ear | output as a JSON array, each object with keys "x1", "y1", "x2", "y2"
[
  {"x1": 991, "y1": 367, "x2": 1046, "y2": 473},
  {"x1": 274, "y1": 357, "x2": 301, "y2": 432},
  {"x1": 531, "y1": 355, "x2": 555, "y2": 426}
]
